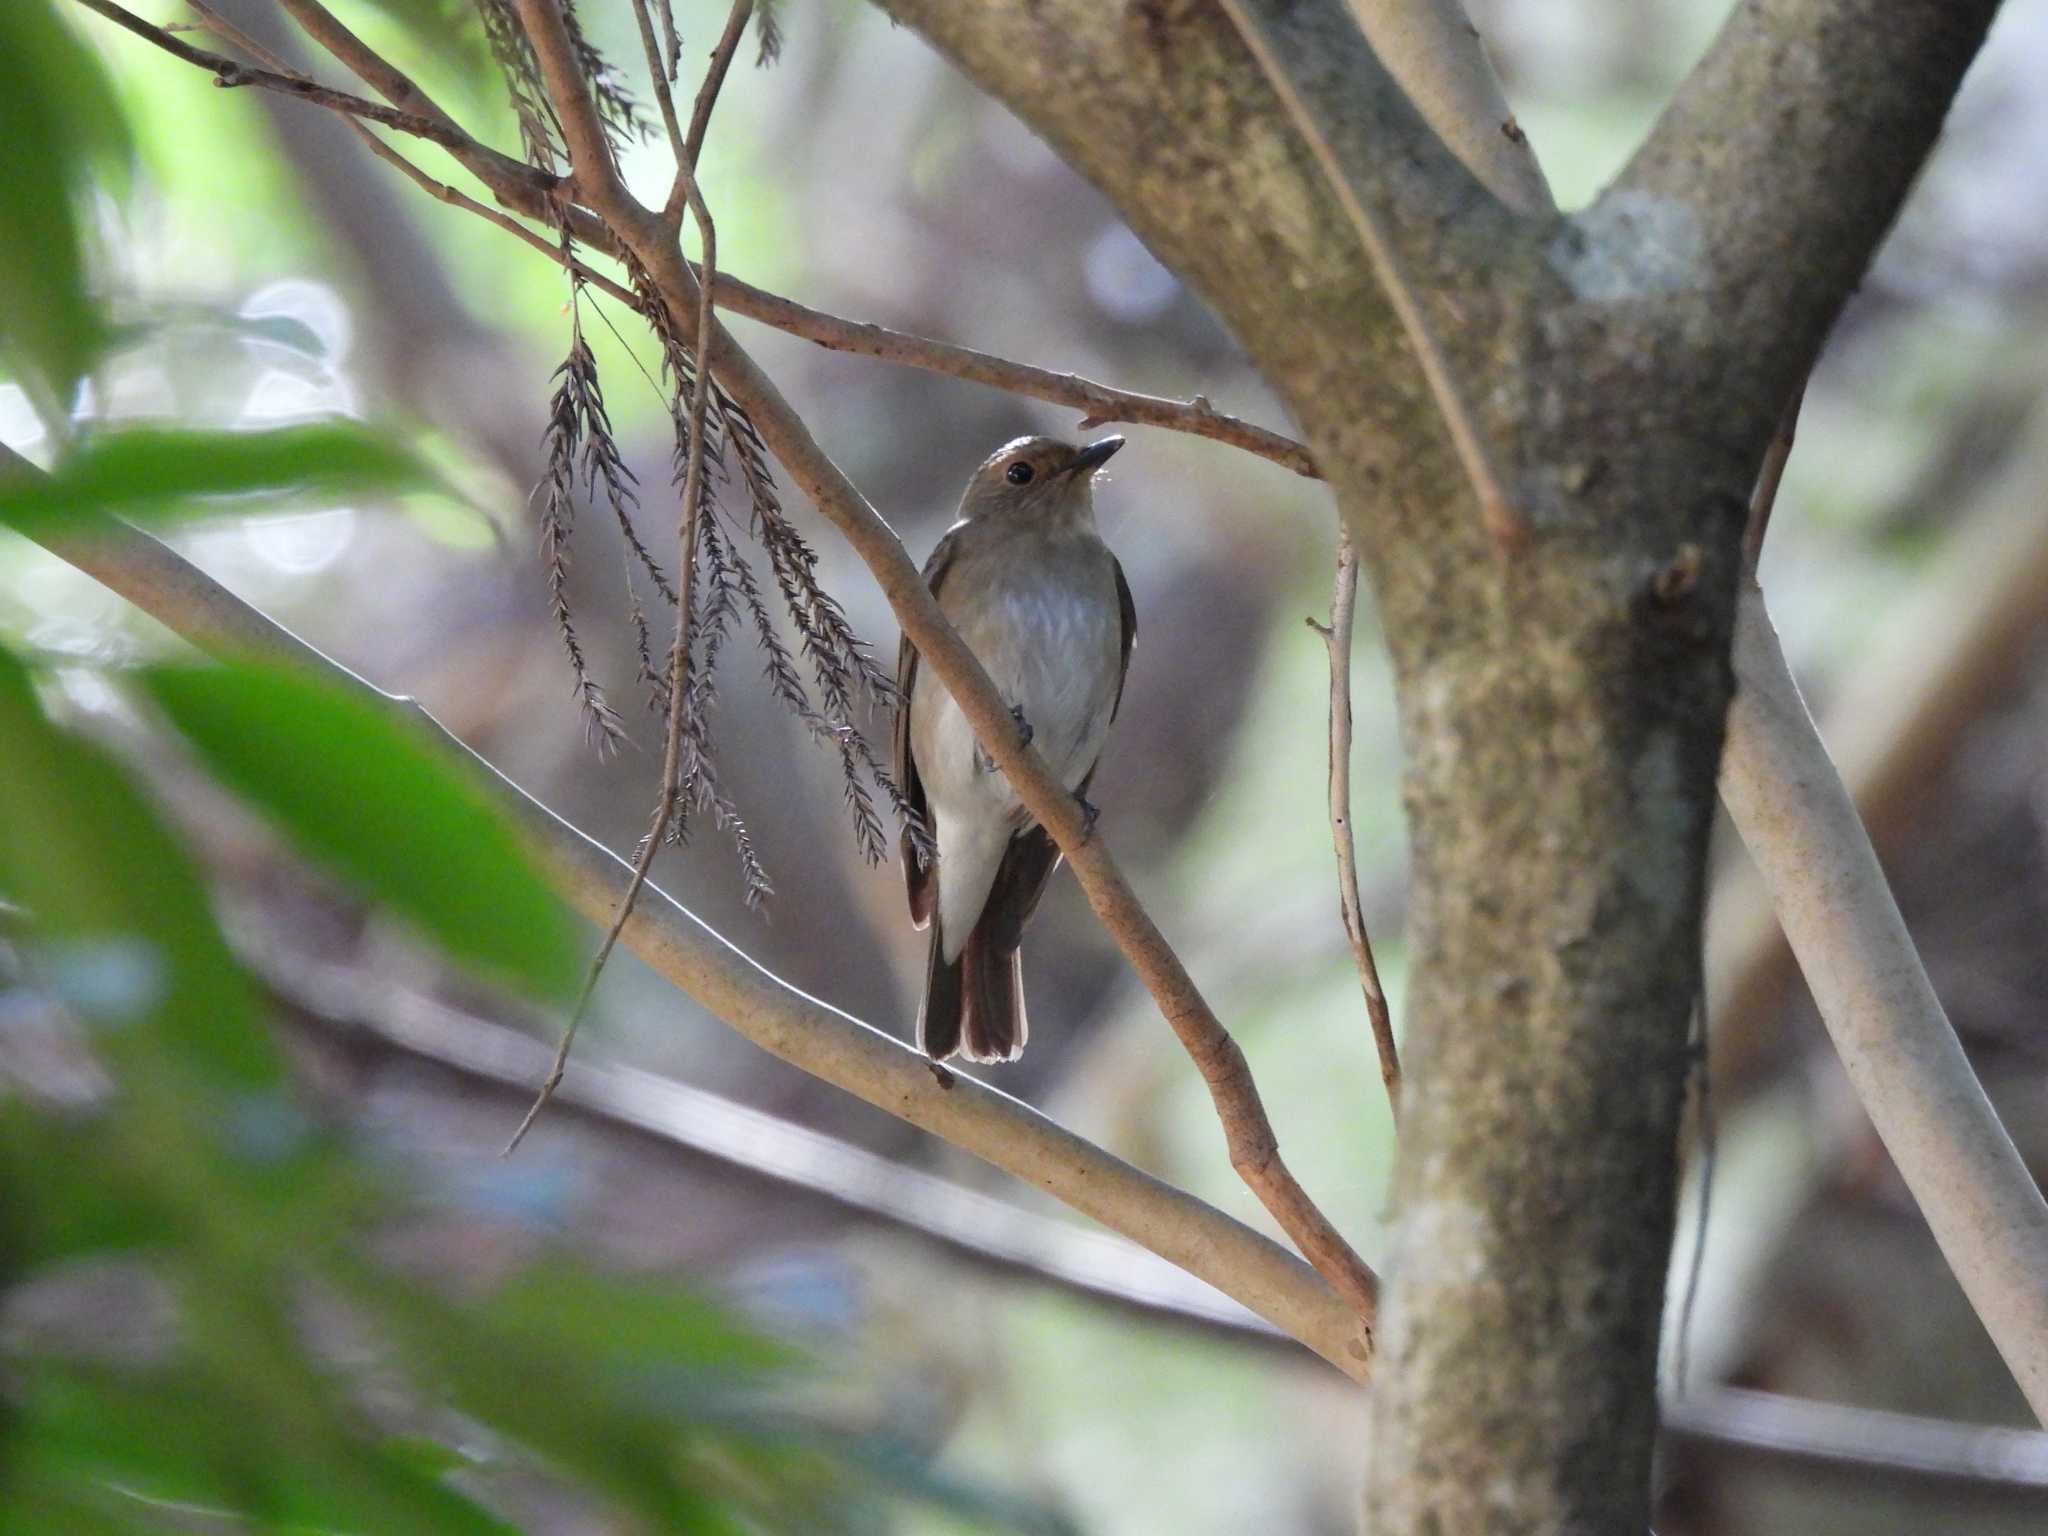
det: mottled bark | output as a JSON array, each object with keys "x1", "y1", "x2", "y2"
[{"x1": 876, "y1": 0, "x2": 2001, "y2": 1529}]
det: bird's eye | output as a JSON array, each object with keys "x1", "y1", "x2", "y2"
[{"x1": 1005, "y1": 461, "x2": 1034, "y2": 485}]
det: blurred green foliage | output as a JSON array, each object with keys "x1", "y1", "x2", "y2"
[{"x1": 0, "y1": 1, "x2": 1069, "y2": 1529}]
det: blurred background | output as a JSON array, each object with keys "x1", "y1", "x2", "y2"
[{"x1": 4, "y1": 0, "x2": 2048, "y2": 1529}]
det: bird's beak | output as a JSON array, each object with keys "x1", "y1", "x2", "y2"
[{"x1": 1063, "y1": 436, "x2": 1125, "y2": 477}]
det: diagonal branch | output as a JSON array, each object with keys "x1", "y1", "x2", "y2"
[
  {"x1": 625, "y1": 0, "x2": 688, "y2": 170},
  {"x1": 1218, "y1": 0, "x2": 1521, "y2": 546},
  {"x1": 700, "y1": 269, "x2": 1319, "y2": 477},
  {"x1": 0, "y1": 441, "x2": 1367, "y2": 1378},
  {"x1": 1719, "y1": 590, "x2": 2048, "y2": 1426},
  {"x1": 510, "y1": 0, "x2": 637, "y2": 219},
  {"x1": 71, "y1": 0, "x2": 518, "y2": 168},
  {"x1": 680, "y1": 0, "x2": 752, "y2": 185}
]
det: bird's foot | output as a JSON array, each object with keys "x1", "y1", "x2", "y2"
[
  {"x1": 975, "y1": 705, "x2": 1033, "y2": 774},
  {"x1": 1074, "y1": 794, "x2": 1101, "y2": 845}
]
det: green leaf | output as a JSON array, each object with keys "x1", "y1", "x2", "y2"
[
  {"x1": 0, "y1": 422, "x2": 436, "y2": 534},
  {"x1": 14, "y1": 1361, "x2": 518, "y2": 1536},
  {"x1": 0, "y1": 645, "x2": 279, "y2": 1088},
  {"x1": 140, "y1": 659, "x2": 585, "y2": 1007},
  {"x1": 0, "y1": 1, "x2": 132, "y2": 404}
]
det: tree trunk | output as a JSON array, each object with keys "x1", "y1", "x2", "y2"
[{"x1": 878, "y1": 0, "x2": 2002, "y2": 1528}]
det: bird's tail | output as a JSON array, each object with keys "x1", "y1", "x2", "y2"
[{"x1": 918, "y1": 916, "x2": 1026, "y2": 1064}]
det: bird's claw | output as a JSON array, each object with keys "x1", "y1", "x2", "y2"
[
  {"x1": 976, "y1": 705, "x2": 1033, "y2": 774},
  {"x1": 1075, "y1": 794, "x2": 1101, "y2": 845}
]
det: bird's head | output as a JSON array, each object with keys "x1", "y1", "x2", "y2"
[{"x1": 958, "y1": 434, "x2": 1123, "y2": 522}]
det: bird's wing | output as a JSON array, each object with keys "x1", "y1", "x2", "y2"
[
  {"x1": 898, "y1": 522, "x2": 967, "y2": 929},
  {"x1": 1109, "y1": 555, "x2": 1137, "y2": 722},
  {"x1": 978, "y1": 825, "x2": 1064, "y2": 954}
]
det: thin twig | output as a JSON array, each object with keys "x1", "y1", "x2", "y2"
[
  {"x1": 1217, "y1": 0, "x2": 1520, "y2": 542},
  {"x1": 680, "y1": 0, "x2": 753, "y2": 179},
  {"x1": 1307, "y1": 528, "x2": 1398, "y2": 1120},
  {"x1": 270, "y1": 0, "x2": 462, "y2": 135},
  {"x1": 72, "y1": 0, "x2": 508, "y2": 164},
  {"x1": 625, "y1": 0, "x2": 687, "y2": 170},
  {"x1": 699, "y1": 267, "x2": 1318, "y2": 477}
]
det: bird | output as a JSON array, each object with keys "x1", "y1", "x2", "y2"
[{"x1": 894, "y1": 434, "x2": 1136, "y2": 1064}]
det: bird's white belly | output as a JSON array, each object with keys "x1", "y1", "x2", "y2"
[{"x1": 914, "y1": 575, "x2": 1118, "y2": 830}]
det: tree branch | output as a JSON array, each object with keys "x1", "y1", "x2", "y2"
[
  {"x1": 509, "y1": 0, "x2": 637, "y2": 220},
  {"x1": 1307, "y1": 530, "x2": 1398, "y2": 1120},
  {"x1": 1718, "y1": 587, "x2": 2048, "y2": 1427},
  {"x1": 1609, "y1": 0, "x2": 2000, "y2": 439},
  {"x1": 0, "y1": 442, "x2": 1366, "y2": 1379},
  {"x1": 1341, "y1": 0, "x2": 1551, "y2": 214},
  {"x1": 1217, "y1": 0, "x2": 1522, "y2": 546},
  {"x1": 703, "y1": 269, "x2": 1318, "y2": 477},
  {"x1": 269, "y1": 0, "x2": 464, "y2": 137},
  {"x1": 680, "y1": 0, "x2": 751, "y2": 180},
  {"x1": 71, "y1": 0, "x2": 522, "y2": 169},
  {"x1": 625, "y1": 0, "x2": 688, "y2": 173}
]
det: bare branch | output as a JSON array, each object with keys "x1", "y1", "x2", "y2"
[
  {"x1": 681, "y1": 0, "x2": 753, "y2": 172},
  {"x1": 510, "y1": 0, "x2": 637, "y2": 218},
  {"x1": 1610, "y1": 0, "x2": 1998, "y2": 431},
  {"x1": 701, "y1": 267, "x2": 1317, "y2": 477},
  {"x1": 1719, "y1": 589, "x2": 2048, "y2": 1426},
  {"x1": 625, "y1": 0, "x2": 687, "y2": 170},
  {"x1": 72, "y1": 0, "x2": 511, "y2": 164},
  {"x1": 270, "y1": 0, "x2": 462, "y2": 136},
  {"x1": 1341, "y1": 0, "x2": 1551, "y2": 214},
  {"x1": 1, "y1": 441, "x2": 1367, "y2": 1378},
  {"x1": 1218, "y1": 0, "x2": 1521, "y2": 546},
  {"x1": 1308, "y1": 529, "x2": 1398, "y2": 1120}
]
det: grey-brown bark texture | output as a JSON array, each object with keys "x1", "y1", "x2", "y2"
[{"x1": 875, "y1": 0, "x2": 2002, "y2": 1530}]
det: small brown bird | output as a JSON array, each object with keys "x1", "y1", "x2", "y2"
[{"x1": 895, "y1": 434, "x2": 1136, "y2": 1063}]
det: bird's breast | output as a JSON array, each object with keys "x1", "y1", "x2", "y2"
[{"x1": 912, "y1": 538, "x2": 1122, "y2": 813}]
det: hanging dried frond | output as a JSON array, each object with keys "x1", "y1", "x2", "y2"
[
  {"x1": 625, "y1": 253, "x2": 922, "y2": 877},
  {"x1": 540, "y1": 336, "x2": 627, "y2": 755},
  {"x1": 562, "y1": 0, "x2": 655, "y2": 150},
  {"x1": 474, "y1": 0, "x2": 563, "y2": 169},
  {"x1": 559, "y1": 328, "x2": 676, "y2": 607},
  {"x1": 755, "y1": 0, "x2": 786, "y2": 67},
  {"x1": 622, "y1": 555, "x2": 665, "y2": 716}
]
